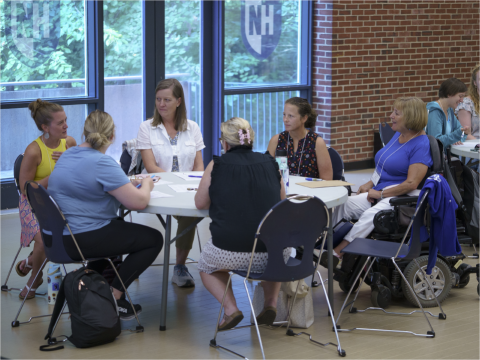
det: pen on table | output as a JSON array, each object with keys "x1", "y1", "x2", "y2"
[
  {"x1": 187, "y1": 188, "x2": 198, "y2": 191},
  {"x1": 188, "y1": 175, "x2": 203, "y2": 178},
  {"x1": 305, "y1": 178, "x2": 323, "y2": 181},
  {"x1": 136, "y1": 175, "x2": 156, "y2": 188}
]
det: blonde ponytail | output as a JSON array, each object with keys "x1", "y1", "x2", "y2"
[{"x1": 83, "y1": 110, "x2": 115, "y2": 150}]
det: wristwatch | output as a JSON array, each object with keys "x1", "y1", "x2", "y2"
[{"x1": 380, "y1": 189, "x2": 385, "y2": 200}]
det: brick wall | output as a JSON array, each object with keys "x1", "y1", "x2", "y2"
[{"x1": 313, "y1": 0, "x2": 480, "y2": 165}]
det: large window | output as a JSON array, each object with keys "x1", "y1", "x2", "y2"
[
  {"x1": 221, "y1": 0, "x2": 311, "y2": 155},
  {"x1": 165, "y1": 1, "x2": 201, "y2": 127},
  {"x1": 1, "y1": 1, "x2": 87, "y2": 97},
  {"x1": 224, "y1": 1, "x2": 301, "y2": 88},
  {"x1": 103, "y1": 0, "x2": 143, "y2": 161}
]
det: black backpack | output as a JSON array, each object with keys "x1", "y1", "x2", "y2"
[{"x1": 40, "y1": 267, "x2": 121, "y2": 351}]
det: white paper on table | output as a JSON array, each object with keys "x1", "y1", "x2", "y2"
[
  {"x1": 171, "y1": 172, "x2": 203, "y2": 181},
  {"x1": 168, "y1": 184, "x2": 198, "y2": 193},
  {"x1": 149, "y1": 191, "x2": 174, "y2": 198},
  {"x1": 154, "y1": 180, "x2": 173, "y2": 186}
]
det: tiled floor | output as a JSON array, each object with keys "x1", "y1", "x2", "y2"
[{"x1": 1, "y1": 169, "x2": 479, "y2": 359}]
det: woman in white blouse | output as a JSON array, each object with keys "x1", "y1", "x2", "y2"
[{"x1": 137, "y1": 78, "x2": 205, "y2": 288}]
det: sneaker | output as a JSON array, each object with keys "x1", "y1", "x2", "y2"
[
  {"x1": 116, "y1": 297, "x2": 142, "y2": 321},
  {"x1": 172, "y1": 264, "x2": 195, "y2": 287}
]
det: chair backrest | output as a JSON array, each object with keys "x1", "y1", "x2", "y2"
[
  {"x1": 25, "y1": 181, "x2": 79, "y2": 264},
  {"x1": 379, "y1": 121, "x2": 396, "y2": 147},
  {"x1": 402, "y1": 189, "x2": 429, "y2": 260},
  {"x1": 14, "y1": 154, "x2": 24, "y2": 195},
  {"x1": 418, "y1": 135, "x2": 444, "y2": 189},
  {"x1": 253, "y1": 196, "x2": 329, "y2": 282},
  {"x1": 327, "y1": 147, "x2": 345, "y2": 181},
  {"x1": 119, "y1": 149, "x2": 132, "y2": 175}
]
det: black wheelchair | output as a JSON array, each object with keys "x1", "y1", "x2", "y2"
[{"x1": 306, "y1": 135, "x2": 478, "y2": 308}]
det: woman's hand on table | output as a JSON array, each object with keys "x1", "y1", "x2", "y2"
[
  {"x1": 461, "y1": 126, "x2": 472, "y2": 135},
  {"x1": 367, "y1": 189, "x2": 381, "y2": 203},
  {"x1": 453, "y1": 141, "x2": 463, "y2": 145},
  {"x1": 356, "y1": 181, "x2": 374, "y2": 195},
  {"x1": 141, "y1": 176, "x2": 154, "y2": 191}
]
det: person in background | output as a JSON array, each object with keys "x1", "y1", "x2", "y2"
[
  {"x1": 48, "y1": 110, "x2": 163, "y2": 320},
  {"x1": 267, "y1": 97, "x2": 333, "y2": 180},
  {"x1": 136, "y1": 78, "x2": 205, "y2": 288},
  {"x1": 455, "y1": 65, "x2": 480, "y2": 139},
  {"x1": 16, "y1": 99, "x2": 76, "y2": 300},
  {"x1": 426, "y1": 78, "x2": 470, "y2": 148},
  {"x1": 195, "y1": 117, "x2": 288, "y2": 330},
  {"x1": 327, "y1": 97, "x2": 432, "y2": 267}
]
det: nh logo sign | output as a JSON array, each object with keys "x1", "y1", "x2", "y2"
[
  {"x1": 5, "y1": 1, "x2": 61, "y2": 68},
  {"x1": 241, "y1": 1, "x2": 282, "y2": 60}
]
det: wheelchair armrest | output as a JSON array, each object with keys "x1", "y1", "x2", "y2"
[{"x1": 389, "y1": 196, "x2": 419, "y2": 206}]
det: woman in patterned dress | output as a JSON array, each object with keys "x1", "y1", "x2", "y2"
[
  {"x1": 136, "y1": 79, "x2": 205, "y2": 288},
  {"x1": 195, "y1": 117, "x2": 288, "y2": 330},
  {"x1": 456, "y1": 65, "x2": 480, "y2": 139},
  {"x1": 267, "y1": 97, "x2": 333, "y2": 180},
  {"x1": 17, "y1": 99, "x2": 76, "y2": 299}
]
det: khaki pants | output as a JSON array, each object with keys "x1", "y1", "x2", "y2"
[{"x1": 173, "y1": 216, "x2": 197, "y2": 250}]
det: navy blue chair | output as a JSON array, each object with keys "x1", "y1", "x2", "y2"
[
  {"x1": 15, "y1": 181, "x2": 143, "y2": 336},
  {"x1": 2, "y1": 155, "x2": 29, "y2": 294},
  {"x1": 210, "y1": 195, "x2": 345, "y2": 359},
  {"x1": 335, "y1": 190, "x2": 446, "y2": 338},
  {"x1": 379, "y1": 121, "x2": 396, "y2": 147}
]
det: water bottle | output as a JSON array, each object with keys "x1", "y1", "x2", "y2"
[
  {"x1": 47, "y1": 263, "x2": 62, "y2": 305},
  {"x1": 275, "y1": 149, "x2": 287, "y2": 168},
  {"x1": 279, "y1": 157, "x2": 289, "y2": 194}
]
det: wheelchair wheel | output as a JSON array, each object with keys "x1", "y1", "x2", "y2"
[
  {"x1": 402, "y1": 255, "x2": 452, "y2": 308},
  {"x1": 339, "y1": 277, "x2": 360, "y2": 294}
]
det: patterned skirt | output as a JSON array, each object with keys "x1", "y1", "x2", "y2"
[
  {"x1": 19, "y1": 194, "x2": 40, "y2": 247},
  {"x1": 197, "y1": 239, "x2": 292, "y2": 274}
]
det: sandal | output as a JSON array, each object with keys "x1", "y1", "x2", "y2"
[
  {"x1": 15, "y1": 251, "x2": 34, "y2": 277},
  {"x1": 256, "y1": 306, "x2": 277, "y2": 326},
  {"x1": 218, "y1": 310, "x2": 244, "y2": 331},
  {"x1": 19, "y1": 277, "x2": 43, "y2": 300}
]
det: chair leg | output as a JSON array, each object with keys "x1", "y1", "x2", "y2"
[
  {"x1": 244, "y1": 278, "x2": 266, "y2": 360},
  {"x1": 12, "y1": 258, "x2": 48, "y2": 327},
  {"x1": 106, "y1": 258, "x2": 143, "y2": 332},
  {"x1": 412, "y1": 258, "x2": 447, "y2": 319},
  {"x1": 286, "y1": 272, "x2": 346, "y2": 357},
  {"x1": 2, "y1": 244, "x2": 23, "y2": 292},
  {"x1": 335, "y1": 256, "x2": 372, "y2": 326},
  {"x1": 393, "y1": 260, "x2": 435, "y2": 336}
]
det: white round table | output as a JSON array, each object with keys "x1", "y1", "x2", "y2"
[
  {"x1": 136, "y1": 172, "x2": 349, "y2": 331},
  {"x1": 450, "y1": 139, "x2": 480, "y2": 160}
]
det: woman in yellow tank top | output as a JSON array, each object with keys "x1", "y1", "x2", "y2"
[{"x1": 16, "y1": 99, "x2": 76, "y2": 300}]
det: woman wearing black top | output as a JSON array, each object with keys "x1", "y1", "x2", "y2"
[{"x1": 195, "y1": 117, "x2": 288, "y2": 331}]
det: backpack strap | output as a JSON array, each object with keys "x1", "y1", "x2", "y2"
[{"x1": 39, "y1": 335, "x2": 69, "y2": 351}]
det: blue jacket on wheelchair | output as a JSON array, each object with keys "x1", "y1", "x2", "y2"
[{"x1": 417, "y1": 174, "x2": 462, "y2": 274}]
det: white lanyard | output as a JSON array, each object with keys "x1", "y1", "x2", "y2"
[
  {"x1": 373, "y1": 131, "x2": 421, "y2": 184},
  {"x1": 287, "y1": 131, "x2": 307, "y2": 175}
]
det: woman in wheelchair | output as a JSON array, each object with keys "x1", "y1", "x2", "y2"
[
  {"x1": 195, "y1": 117, "x2": 289, "y2": 331},
  {"x1": 267, "y1": 97, "x2": 333, "y2": 180},
  {"x1": 324, "y1": 97, "x2": 433, "y2": 268}
]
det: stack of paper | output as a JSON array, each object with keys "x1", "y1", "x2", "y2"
[
  {"x1": 168, "y1": 184, "x2": 198, "y2": 193},
  {"x1": 150, "y1": 191, "x2": 174, "y2": 198}
]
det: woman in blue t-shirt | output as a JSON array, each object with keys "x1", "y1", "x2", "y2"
[
  {"x1": 324, "y1": 97, "x2": 433, "y2": 268},
  {"x1": 48, "y1": 110, "x2": 163, "y2": 321}
]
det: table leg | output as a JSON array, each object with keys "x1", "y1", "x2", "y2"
[
  {"x1": 327, "y1": 208, "x2": 334, "y2": 316},
  {"x1": 159, "y1": 215, "x2": 171, "y2": 331}
]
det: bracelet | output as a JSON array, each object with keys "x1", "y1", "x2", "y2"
[{"x1": 380, "y1": 189, "x2": 385, "y2": 200}]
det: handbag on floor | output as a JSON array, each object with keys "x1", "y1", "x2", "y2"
[
  {"x1": 250, "y1": 281, "x2": 314, "y2": 328},
  {"x1": 40, "y1": 267, "x2": 121, "y2": 351}
]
